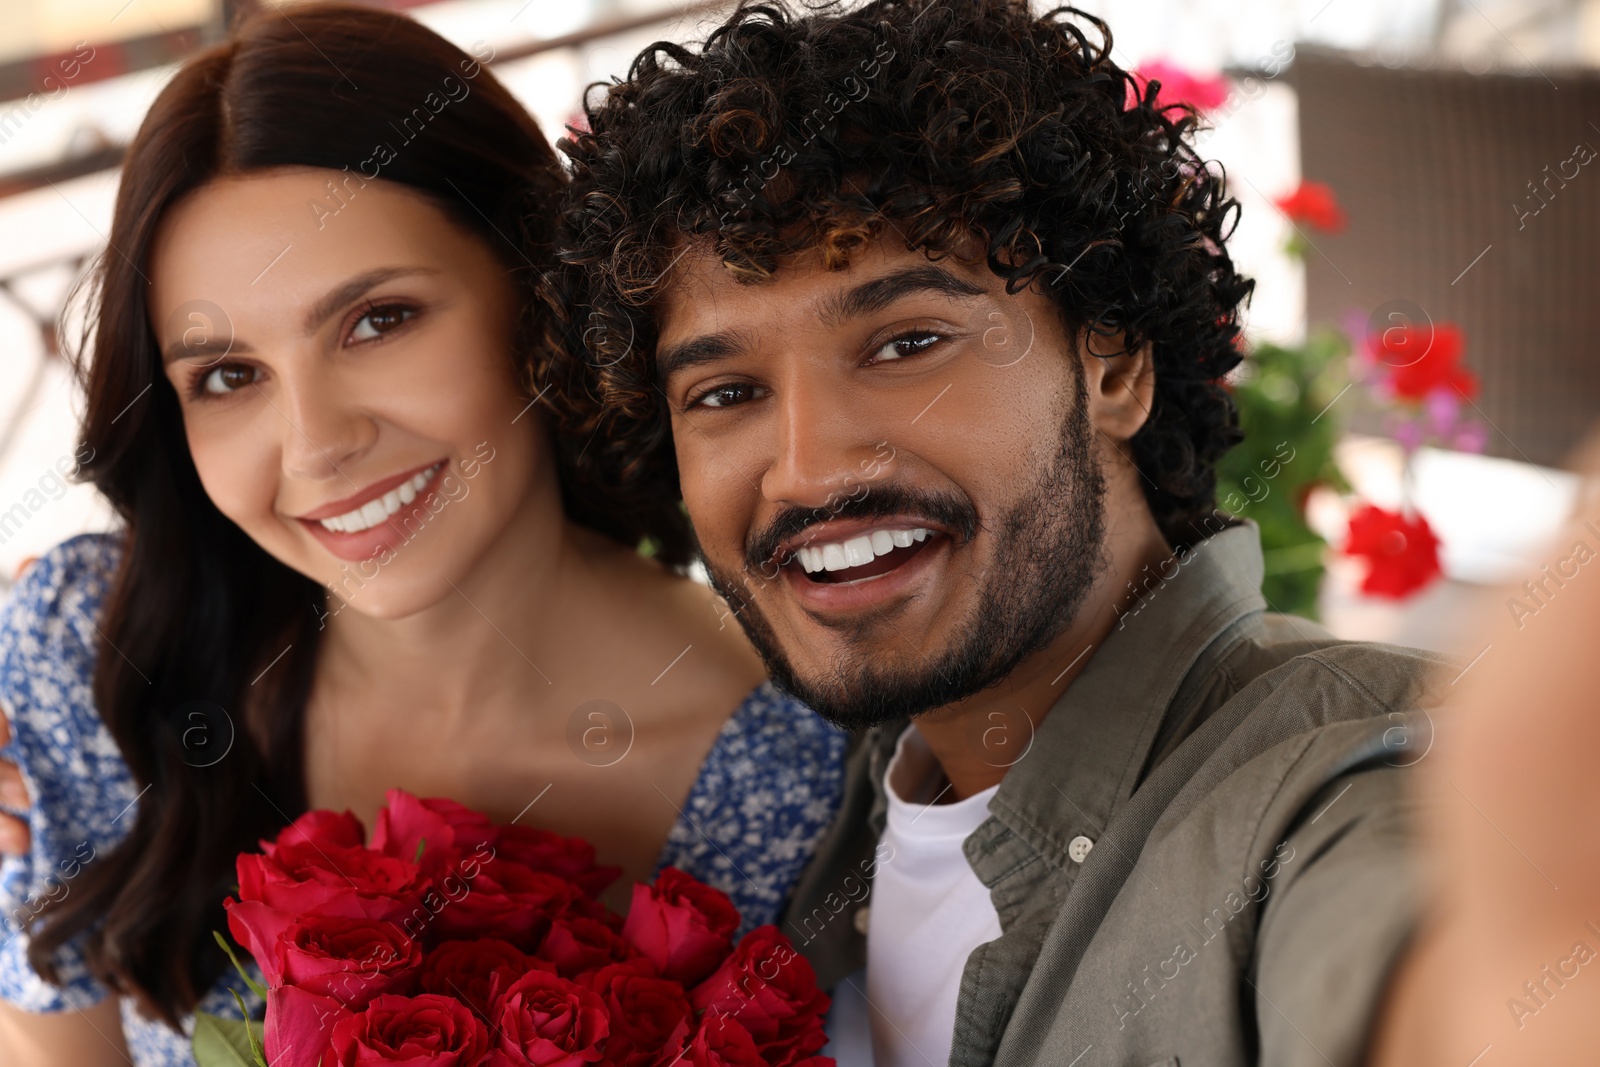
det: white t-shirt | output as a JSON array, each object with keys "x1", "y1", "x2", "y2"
[{"x1": 824, "y1": 727, "x2": 1003, "y2": 1067}]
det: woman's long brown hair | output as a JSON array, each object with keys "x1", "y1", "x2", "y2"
[{"x1": 27, "y1": 2, "x2": 689, "y2": 1027}]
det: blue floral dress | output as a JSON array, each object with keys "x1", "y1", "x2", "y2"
[{"x1": 0, "y1": 534, "x2": 846, "y2": 1066}]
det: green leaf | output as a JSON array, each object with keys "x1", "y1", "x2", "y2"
[
  {"x1": 414, "y1": 836, "x2": 427, "y2": 864},
  {"x1": 212, "y1": 929, "x2": 268, "y2": 1002},
  {"x1": 229, "y1": 988, "x2": 268, "y2": 1067},
  {"x1": 191, "y1": 1011, "x2": 258, "y2": 1067}
]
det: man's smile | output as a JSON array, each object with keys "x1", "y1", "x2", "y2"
[
  {"x1": 777, "y1": 527, "x2": 955, "y2": 617},
  {"x1": 792, "y1": 525, "x2": 935, "y2": 581}
]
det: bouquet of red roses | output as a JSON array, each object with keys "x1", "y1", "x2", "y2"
[{"x1": 192, "y1": 789, "x2": 833, "y2": 1067}]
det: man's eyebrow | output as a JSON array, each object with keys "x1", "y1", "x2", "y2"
[
  {"x1": 655, "y1": 331, "x2": 748, "y2": 382},
  {"x1": 160, "y1": 266, "x2": 441, "y2": 366},
  {"x1": 654, "y1": 265, "x2": 990, "y2": 381},
  {"x1": 817, "y1": 264, "x2": 988, "y2": 327}
]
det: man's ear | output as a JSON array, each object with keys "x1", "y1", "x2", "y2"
[{"x1": 1079, "y1": 328, "x2": 1155, "y2": 442}]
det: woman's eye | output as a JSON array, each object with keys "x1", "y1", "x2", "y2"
[
  {"x1": 201, "y1": 363, "x2": 260, "y2": 396},
  {"x1": 690, "y1": 382, "x2": 765, "y2": 410},
  {"x1": 871, "y1": 331, "x2": 942, "y2": 363},
  {"x1": 349, "y1": 304, "x2": 414, "y2": 342}
]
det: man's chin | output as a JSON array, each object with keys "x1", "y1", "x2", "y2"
[
  {"x1": 764, "y1": 655, "x2": 955, "y2": 733},
  {"x1": 758, "y1": 618, "x2": 1026, "y2": 732}
]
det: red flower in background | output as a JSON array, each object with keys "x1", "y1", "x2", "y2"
[
  {"x1": 1274, "y1": 181, "x2": 1346, "y2": 233},
  {"x1": 1125, "y1": 59, "x2": 1231, "y2": 112},
  {"x1": 1369, "y1": 322, "x2": 1478, "y2": 402},
  {"x1": 1345, "y1": 504, "x2": 1443, "y2": 598}
]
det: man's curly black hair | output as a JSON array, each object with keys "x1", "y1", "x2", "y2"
[{"x1": 553, "y1": 0, "x2": 1254, "y2": 549}]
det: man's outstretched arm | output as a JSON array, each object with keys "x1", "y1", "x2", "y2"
[{"x1": 1369, "y1": 455, "x2": 1600, "y2": 1066}]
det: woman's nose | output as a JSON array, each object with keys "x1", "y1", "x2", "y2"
[{"x1": 277, "y1": 368, "x2": 376, "y2": 481}]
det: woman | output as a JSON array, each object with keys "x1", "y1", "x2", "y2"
[{"x1": 0, "y1": 6, "x2": 844, "y2": 1064}]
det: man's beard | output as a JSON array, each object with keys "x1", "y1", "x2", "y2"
[{"x1": 701, "y1": 385, "x2": 1109, "y2": 732}]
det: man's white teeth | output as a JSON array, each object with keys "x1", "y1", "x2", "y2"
[
  {"x1": 319, "y1": 463, "x2": 442, "y2": 533},
  {"x1": 796, "y1": 527, "x2": 930, "y2": 574}
]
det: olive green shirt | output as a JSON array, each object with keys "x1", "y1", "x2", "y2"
[{"x1": 782, "y1": 523, "x2": 1450, "y2": 1066}]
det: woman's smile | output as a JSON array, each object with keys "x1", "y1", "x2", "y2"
[{"x1": 295, "y1": 458, "x2": 449, "y2": 562}]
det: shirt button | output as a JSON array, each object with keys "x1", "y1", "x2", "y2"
[
  {"x1": 853, "y1": 906, "x2": 871, "y2": 935},
  {"x1": 1068, "y1": 835, "x2": 1095, "y2": 863}
]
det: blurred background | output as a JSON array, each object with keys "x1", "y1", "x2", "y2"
[{"x1": 0, "y1": 0, "x2": 1596, "y2": 656}]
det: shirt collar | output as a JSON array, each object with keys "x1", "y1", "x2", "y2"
[{"x1": 986, "y1": 522, "x2": 1268, "y2": 868}]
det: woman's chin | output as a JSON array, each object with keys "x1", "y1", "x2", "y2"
[
  {"x1": 317, "y1": 575, "x2": 457, "y2": 625},
  {"x1": 290, "y1": 540, "x2": 474, "y2": 625}
]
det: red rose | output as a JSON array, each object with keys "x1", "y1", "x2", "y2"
[
  {"x1": 621, "y1": 867, "x2": 739, "y2": 986},
  {"x1": 485, "y1": 969, "x2": 609, "y2": 1067},
  {"x1": 690, "y1": 927, "x2": 829, "y2": 1066},
  {"x1": 419, "y1": 938, "x2": 548, "y2": 1021},
  {"x1": 1345, "y1": 503, "x2": 1443, "y2": 598},
  {"x1": 1371, "y1": 323, "x2": 1478, "y2": 403},
  {"x1": 372, "y1": 790, "x2": 498, "y2": 877},
  {"x1": 238, "y1": 839, "x2": 426, "y2": 916},
  {"x1": 538, "y1": 915, "x2": 639, "y2": 978},
  {"x1": 1273, "y1": 181, "x2": 1346, "y2": 233},
  {"x1": 495, "y1": 825, "x2": 621, "y2": 898},
  {"x1": 330, "y1": 992, "x2": 489, "y2": 1066},
  {"x1": 433, "y1": 859, "x2": 576, "y2": 948},
  {"x1": 229, "y1": 806, "x2": 425, "y2": 970},
  {"x1": 266, "y1": 984, "x2": 350, "y2": 1067},
  {"x1": 276, "y1": 916, "x2": 421, "y2": 1011},
  {"x1": 581, "y1": 961, "x2": 692, "y2": 1067},
  {"x1": 227, "y1": 891, "x2": 417, "y2": 988},
  {"x1": 269, "y1": 809, "x2": 367, "y2": 852},
  {"x1": 677, "y1": 1013, "x2": 767, "y2": 1067}
]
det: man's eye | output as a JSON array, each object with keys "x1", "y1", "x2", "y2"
[
  {"x1": 871, "y1": 331, "x2": 942, "y2": 363},
  {"x1": 200, "y1": 363, "x2": 260, "y2": 396},
  {"x1": 689, "y1": 382, "x2": 766, "y2": 410},
  {"x1": 349, "y1": 304, "x2": 414, "y2": 342}
]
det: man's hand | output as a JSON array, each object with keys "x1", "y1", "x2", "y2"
[{"x1": 1370, "y1": 450, "x2": 1600, "y2": 1065}]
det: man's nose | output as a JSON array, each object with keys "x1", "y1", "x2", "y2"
[
  {"x1": 760, "y1": 375, "x2": 885, "y2": 510},
  {"x1": 277, "y1": 365, "x2": 375, "y2": 481}
]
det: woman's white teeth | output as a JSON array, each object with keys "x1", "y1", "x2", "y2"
[
  {"x1": 796, "y1": 528, "x2": 930, "y2": 574},
  {"x1": 319, "y1": 463, "x2": 442, "y2": 533}
]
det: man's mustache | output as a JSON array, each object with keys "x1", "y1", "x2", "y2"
[{"x1": 743, "y1": 482, "x2": 980, "y2": 574}]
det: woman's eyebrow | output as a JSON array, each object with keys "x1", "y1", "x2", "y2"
[
  {"x1": 301, "y1": 265, "x2": 441, "y2": 334},
  {"x1": 160, "y1": 266, "x2": 443, "y2": 366}
]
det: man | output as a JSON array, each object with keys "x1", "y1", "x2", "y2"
[{"x1": 558, "y1": 1, "x2": 1600, "y2": 1063}]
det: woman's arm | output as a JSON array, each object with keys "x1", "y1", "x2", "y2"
[
  {"x1": 1, "y1": 707, "x2": 127, "y2": 1066},
  {"x1": 0, "y1": 996, "x2": 131, "y2": 1066},
  {"x1": 0, "y1": 709, "x2": 31, "y2": 854}
]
